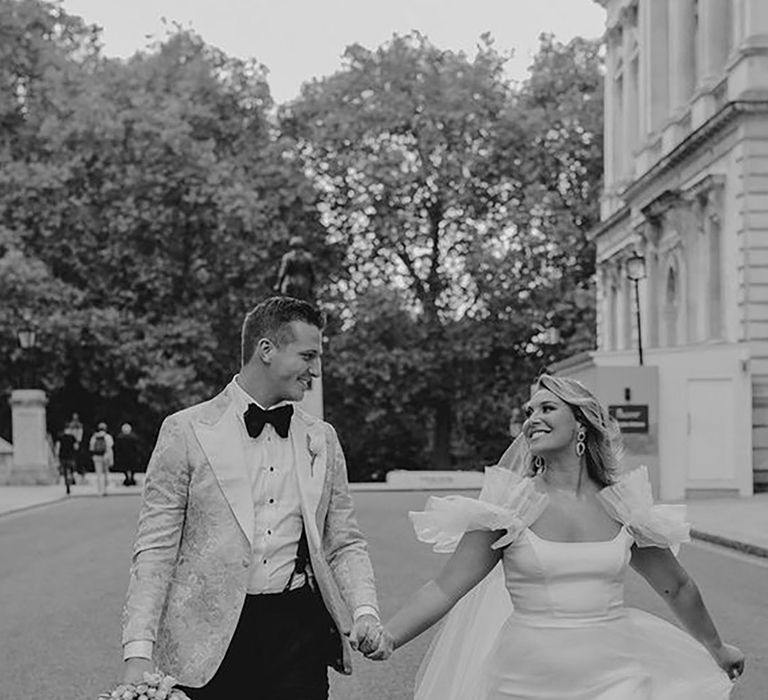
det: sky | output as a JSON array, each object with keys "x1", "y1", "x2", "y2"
[{"x1": 61, "y1": 0, "x2": 606, "y2": 104}]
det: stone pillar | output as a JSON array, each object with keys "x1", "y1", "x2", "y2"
[
  {"x1": 668, "y1": 0, "x2": 696, "y2": 111},
  {"x1": 299, "y1": 377, "x2": 323, "y2": 420},
  {"x1": 642, "y1": 0, "x2": 670, "y2": 133},
  {"x1": 743, "y1": 0, "x2": 768, "y2": 41},
  {"x1": 698, "y1": 0, "x2": 732, "y2": 86},
  {"x1": 603, "y1": 37, "x2": 615, "y2": 190},
  {"x1": 3, "y1": 389, "x2": 56, "y2": 485}
]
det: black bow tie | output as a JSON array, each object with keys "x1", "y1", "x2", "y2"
[{"x1": 244, "y1": 403, "x2": 294, "y2": 439}]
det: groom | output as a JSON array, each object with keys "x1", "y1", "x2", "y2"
[{"x1": 121, "y1": 296, "x2": 382, "y2": 699}]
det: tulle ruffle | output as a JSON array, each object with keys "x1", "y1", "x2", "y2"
[
  {"x1": 409, "y1": 467, "x2": 548, "y2": 553},
  {"x1": 597, "y1": 466, "x2": 691, "y2": 553}
]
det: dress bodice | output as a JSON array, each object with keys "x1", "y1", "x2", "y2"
[{"x1": 503, "y1": 527, "x2": 633, "y2": 622}]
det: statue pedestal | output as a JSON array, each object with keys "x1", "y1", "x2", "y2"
[
  {"x1": 1, "y1": 389, "x2": 56, "y2": 485},
  {"x1": 300, "y1": 376, "x2": 324, "y2": 420}
]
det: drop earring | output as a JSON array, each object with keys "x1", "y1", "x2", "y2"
[
  {"x1": 575, "y1": 425, "x2": 586, "y2": 457},
  {"x1": 533, "y1": 455, "x2": 546, "y2": 474}
]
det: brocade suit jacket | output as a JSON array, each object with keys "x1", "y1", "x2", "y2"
[{"x1": 121, "y1": 384, "x2": 379, "y2": 688}]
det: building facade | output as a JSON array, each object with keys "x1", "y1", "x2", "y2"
[{"x1": 573, "y1": 0, "x2": 768, "y2": 498}]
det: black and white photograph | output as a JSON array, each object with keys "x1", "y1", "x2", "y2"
[{"x1": 0, "y1": 0, "x2": 766, "y2": 698}]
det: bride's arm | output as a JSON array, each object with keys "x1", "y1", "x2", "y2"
[
  {"x1": 384, "y1": 529, "x2": 504, "y2": 652},
  {"x1": 630, "y1": 545, "x2": 744, "y2": 680}
]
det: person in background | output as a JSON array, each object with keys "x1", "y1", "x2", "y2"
[
  {"x1": 114, "y1": 423, "x2": 140, "y2": 486},
  {"x1": 55, "y1": 422, "x2": 79, "y2": 490},
  {"x1": 68, "y1": 412, "x2": 87, "y2": 483},
  {"x1": 89, "y1": 422, "x2": 114, "y2": 496}
]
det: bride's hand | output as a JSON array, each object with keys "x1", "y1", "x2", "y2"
[
  {"x1": 711, "y1": 643, "x2": 745, "y2": 681},
  {"x1": 123, "y1": 657, "x2": 155, "y2": 684},
  {"x1": 365, "y1": 627, "x2": 394, "y2": 661}
]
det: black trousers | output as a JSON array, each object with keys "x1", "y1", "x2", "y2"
[{"x1": 178, "y1": 585, "x2": 331, "y2": 700}]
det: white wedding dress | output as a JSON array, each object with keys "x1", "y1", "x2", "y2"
[{"x1": 409, "y1": 465, "x2": 733, "y2": 700}]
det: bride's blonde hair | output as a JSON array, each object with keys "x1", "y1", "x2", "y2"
[{"x1": 528, "y1": 374, "x2": 623, "y2": 487}]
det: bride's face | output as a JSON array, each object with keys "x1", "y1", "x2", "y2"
[{"x1": 523, "y1": 389, "x2": 579, "y2": 456}]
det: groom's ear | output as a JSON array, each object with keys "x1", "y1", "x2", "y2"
[{"x1": 254, "y1": 337, "x2": 275, "y2": 364}]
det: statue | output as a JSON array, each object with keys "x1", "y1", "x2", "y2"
[
  {"x1": 274, "y1": 235, "x2": 323, "y2": 417},
  {"x1": 275, "y1": 236, "x2": 316, "y2": 303}
]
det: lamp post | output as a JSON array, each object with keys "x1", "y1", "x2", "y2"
[
  {"x1": 17, "y1": 325, "x2": 37, "y2": 388},
  {"x1": 626, "y1": 252, "x2": 647, "y2": 366}
]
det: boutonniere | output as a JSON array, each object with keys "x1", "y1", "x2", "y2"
[{"x1": 307, "y1": 429, "x2": 325, "y2": 478}]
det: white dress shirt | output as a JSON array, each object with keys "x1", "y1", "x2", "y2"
[{"x1": 230, "y1": 377, "x2": 307, "y2": 593}]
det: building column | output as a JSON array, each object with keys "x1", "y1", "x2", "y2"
[
  {"x1": 603, "y1": 31, "x2": 618, "y2": 192},
  {"x1": 641, "y1": 0, "x2": 669, "y2": 133},
  {"x1": 668, "y1": 0, "x2": 696, "y2": 112},
  {"x1": 698, "y1": 0, "x2": 732, "y2": 86},
  {"x1": 743, "y1": 0, "x2": 768, "y2": 42}
]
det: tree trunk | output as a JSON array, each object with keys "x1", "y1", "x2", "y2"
[{"x1": 430, "y1": 397, "x2": 453, "y2": 469}]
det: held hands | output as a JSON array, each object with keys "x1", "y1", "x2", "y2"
[
  {"x1": 122, "y1": 657, "x2": 155, "y2": 685},
  {"x1": 348, "y1": 614, "x2": 383, "y2": 655},
  {"x1": 348, "y1": 614, "x2": 395, "y2": 661},
  {"x1": 711, "y1": 643, "x2": 745, "y2": 682},
  {"x1": 364, "y1": 626, "x2": 394, "y2": 661}
]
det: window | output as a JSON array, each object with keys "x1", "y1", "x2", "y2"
[{"x1": 665, "y1": 265, "x2": 678, "y2": 346}]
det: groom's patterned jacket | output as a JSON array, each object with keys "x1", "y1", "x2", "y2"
[{"x1": 121, "y1": 383, "x2": 379, "y2": 687}]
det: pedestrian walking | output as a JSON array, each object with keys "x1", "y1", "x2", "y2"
[
  {"x1": 114, "y1": 423, "x2": 140, "y2": 486},
  {"x1": 68, "y1": 412, "x2": 87, "y2": 483},
  {"x1": 89, "y1": 422, "x2": 114, "y2": 496},
  {"x1": 54, "y1": 422, "x2": 79, "y2": 494}
]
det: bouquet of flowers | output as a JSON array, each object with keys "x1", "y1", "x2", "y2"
[{"x1": 97, "y1": 671, "x2": 189, "y2": 700}]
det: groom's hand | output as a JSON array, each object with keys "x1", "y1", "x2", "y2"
[
  {"x1": 348, "y1": 613, "x2": 382, "y2": 655},
  {"x1": 365, "y1": 627, "x2": 394, "y2": 661},
  {"x1": 123, "y1": 657, "x2": 155, "y2": 685}
]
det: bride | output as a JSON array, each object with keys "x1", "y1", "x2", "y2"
[{"x1": 367, "y1": 375, "x2": 745, "y2": 699}]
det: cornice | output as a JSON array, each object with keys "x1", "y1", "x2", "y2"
[
  {"x1": 587, "y1": 204, "x2": 631, "y2": 242},
  {"x1": 622, "y1": 101, "x2": 768, "y2": 202}
]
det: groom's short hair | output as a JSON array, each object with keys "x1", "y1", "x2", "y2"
[{"x1": 241, "y1": 296, "x2": 325, "y2": 366}]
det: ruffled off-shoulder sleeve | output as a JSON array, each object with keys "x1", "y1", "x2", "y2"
[
  {"x1": 409, "y1": 466, "x2": 548, "y2": 553},
  {"x1": 596, "y1": 466, "x2": 691, "y2": 554}
]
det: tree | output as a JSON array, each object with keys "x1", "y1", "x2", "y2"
[
  {"x1": 283, "y1": 33, "x2": 603, "y2": 470},
  {"x1": 0, "y1": 6, "x2": 329, "y2": 446},
  {"x1": 282, "y1": 32, "x2": 527, "y2": 466}
]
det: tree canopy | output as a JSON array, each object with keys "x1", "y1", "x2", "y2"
[
  {"x1": 1, "y1": 1, "x2": 603, "y2": 477},
  {"x1": 282, "y1": 32, "x2": 603, "y2": 472}
]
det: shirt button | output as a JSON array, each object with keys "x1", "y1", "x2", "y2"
[
  {"x1": 267, "y1": 530, "x2": 272, "y2": 535},
  {"x1": 242, "y1": 558, "x2": 249, "y2": 567},
  {"x1": 268, "y1": 498, "x2": 275, "y2": 504},
  {"x1": 269, "y1": 467, "x2": 275, "y2": 473},
  {"x1": 263, "y1": 559, "x2": 268, "y2": 565}
]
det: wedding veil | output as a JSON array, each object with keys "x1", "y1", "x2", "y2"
[{"x1": 413, "y1": 435, "x2": 531, "y2": 700}]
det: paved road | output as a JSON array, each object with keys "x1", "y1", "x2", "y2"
[{"x1": 0, "y1": 492, "x2": 765, "y2": 700}]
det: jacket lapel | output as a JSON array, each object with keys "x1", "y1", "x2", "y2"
[
  {"x1": 291, "y1": 409, "x2": 328, "y2": 551},
  {"x1": 192, "y1": 389, "x2": 254, "y2": 546}
]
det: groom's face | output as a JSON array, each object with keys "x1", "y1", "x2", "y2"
[{"x1": 267, "y1": 320, "x2": 322, "y2": 402}]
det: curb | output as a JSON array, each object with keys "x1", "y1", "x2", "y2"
[
  {"x1": 690, "y1": 528, "x2": 768, "y2": 559},
  {"x1": 0, "y1": 489, "x2": 142, "y2": 519},
  {"x1": 0, "y1": 495, "x2": 70, "y2": 518}
]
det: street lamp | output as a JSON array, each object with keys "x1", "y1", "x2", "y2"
[
  {"x1": 17, "y1": 326, "x2": 37, "y2": 351},
  {"x1": 17, "y1": 325, "x2": 37, "y2": 388},
  {"x1": 626, "y1": 252, "x2": 647, "y2": 366}
]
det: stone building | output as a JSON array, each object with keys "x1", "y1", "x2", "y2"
[{"x1": 561, "y1": 0, "x2": 768, "y2": 498}]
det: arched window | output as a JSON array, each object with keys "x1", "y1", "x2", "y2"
[{"x1": 665, "y1": 265, "x2": 678, "y2": 346}]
